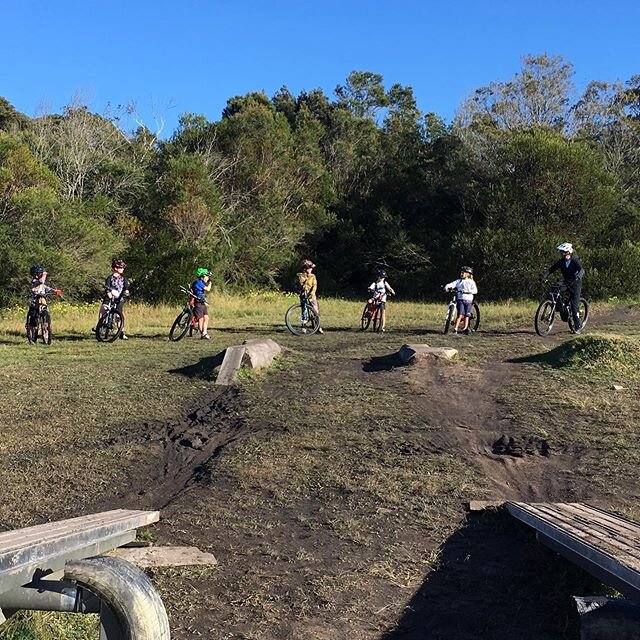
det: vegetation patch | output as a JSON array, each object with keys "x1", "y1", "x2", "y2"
[{"x1": 531, "y1": 334, "x2": 640, "y2": 372}]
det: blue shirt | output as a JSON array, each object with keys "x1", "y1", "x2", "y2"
[{"x1": 191, "y1": 278, "x2": 207, "y2": 301}]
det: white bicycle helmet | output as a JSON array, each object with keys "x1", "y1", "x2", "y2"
[{"x1": 556, "y1": 242, "x2": 573, "y2": 253}]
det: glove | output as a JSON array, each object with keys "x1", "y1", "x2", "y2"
[{"x1": 54, "y1": 289, "x2": 62, "y2": 295}]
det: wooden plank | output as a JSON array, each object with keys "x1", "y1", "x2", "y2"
[
  {"x1": 215, "y1": 345, "x2": 246, "y2": 386},
  {"x1": 0, "y1": 510, "x2": 159, "y2": 556},
  {"x1": 516, "y1": 504, "x2": 640, "y2": 568},
  {"x1": 109, "y1": 546, "x2": 218, "y2": 567},
  {"x1": 468, "y1": 500, "x2": 505, "y2": 511},
  {"x1": 507, "y1": 502, "x2": 640, "y2": 602},
  {"x1": 509, "y1": 503, "x2": 640, "y2": 565}
]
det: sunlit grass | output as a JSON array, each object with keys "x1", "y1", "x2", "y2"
[{"x1": 0, "y1": 293, "x2": 564, "y2": 339}]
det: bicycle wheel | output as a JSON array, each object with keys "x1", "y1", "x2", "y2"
[
  {"x1": 360, "y1": 303, "x2": 372, "y2": 331},
  {"x1": 443, "y1": 304, "x2": 455, "y2": 334},
  {"x1": 285, "y1": 303, "x2": 320, "y2": 336},
  {"x1": 169, "y1": 309, "x2": 192, "y2": 341},
  {"x1": 39, "y1": 310, "x2": 52, "y2": 345},
  {"x1": 96, "y1": 310, "x2": 124, "y2": 343},
  {"x1": 534, "y1": 300, "x2": 556, "y2": 336},
  {"x1": 372, "y1": 307, "x2": 382, "y2": 332},
  {"x1": 569, "y1": 299, "x2": 590, "y2": 334},
  {"x1": 469, "y1": 303, "x2": 481, "y2": 332}
]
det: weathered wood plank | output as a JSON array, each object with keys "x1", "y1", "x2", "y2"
[
  {"x1": 109, "y1": 546, "x2": 218, "y2": 567},
  {"x1": 0, "y1": 510, "x2": 159, "y2": 556},
  {"x1": 507, "y1": 502, "x2": 640, "y2": 602},
  {"x1": 515, "y1": 504, "x2": 640, "y2": 568}
]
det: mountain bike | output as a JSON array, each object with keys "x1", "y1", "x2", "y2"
[
  {"x1": 285, "y1": 292, "x2": 321, "y2": 336},
  {"x1": 169, "y1": 286, "x2": 200, "y2": 341},
  {"x1": 96, "y1": 295, "x2": 126, "y2": 342},
  {"x1": 534, "y1": 282, "x2": 589, "y2": 336},
  {"x1": 360, "y1": 292, "x2": 385, "y2": 332},
  {"x1": 443, "y1": 290, "x2": 480, "y2": 334},
  {"x1": 26, "y1": 291, "x2": 60, "y2": 345}
]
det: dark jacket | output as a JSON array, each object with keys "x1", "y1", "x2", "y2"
[{"x1": 545, "y1": 254, "x2": 585, "y2": 285}]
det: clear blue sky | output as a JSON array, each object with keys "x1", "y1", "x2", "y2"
[{"x1": 2, "y1": 0, "x2": 639, "y2": 136}]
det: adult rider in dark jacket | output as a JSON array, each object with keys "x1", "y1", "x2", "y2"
[{"x1": 541, "y1": 242, "x2": 585, "y2": 331}]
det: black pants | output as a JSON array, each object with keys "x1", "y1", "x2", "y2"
[{"x1": 567, "y1": 281, "x2": 582, "y2": 327}]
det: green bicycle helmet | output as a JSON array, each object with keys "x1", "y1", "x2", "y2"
[{"x1": 195, "y1": 267, "x2": 212, "y2": 277}]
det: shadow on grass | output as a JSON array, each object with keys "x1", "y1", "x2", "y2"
[
  {"x1": 168, "y1": 351, "x2": 226, "y2": 379},
  {"x1": 381, "y1": 508, "x2": 603, "y2": 640},
  {"x1": 363, "y1": 351, "x2": 404, "y2": 372},
  {"x1": 481, "y1": 328, "x2": 538, "y2": 336}
]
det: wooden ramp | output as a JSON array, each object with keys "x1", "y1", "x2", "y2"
[{"x1": 507, "y1": 502, "x2": 640, "y2": 602}]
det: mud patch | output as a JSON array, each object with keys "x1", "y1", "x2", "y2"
[
  {"x1": 102, "y1": 387, "x2": 252, "y2": 510},
  {"x1": 492, "y1": 434, "x2": 551, "y2": 457}
]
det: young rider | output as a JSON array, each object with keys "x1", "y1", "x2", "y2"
[
  {"x1": 296, "y1": 259, "x2": 323, "y2": 334},
  {"x1": 445, "y1": 266, "x2": 478, "y2": 334},
  {"x1": 27, "y1": 265, "x2": 61, "y2": 330},
  {"x1": 191, "y1": 267, "x2": 212, "y2": 340},
  {"x1": 94, "y1": 259, "x2": 130, "y2": 339},
  {"x1": 541, "y1": 242, "x2": 585, "y2": 332},
  {"x1": 367, "y1": 269, "x2": 396, "y2": 332}
]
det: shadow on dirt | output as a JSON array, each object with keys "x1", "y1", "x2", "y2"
[
  {"x1": 168, "y1": 351, "x2": 226, "y2": 379},
  {"x1": 363, "y1": 351, "x2": 404, "y2": 372},
  {"x1": 381, "y1": 508, "x2": 604, "y2": 640}
]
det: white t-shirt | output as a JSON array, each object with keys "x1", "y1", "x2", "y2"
[
  {"x1": 369, "y1": 280, "x2": 394, "y2": 302},
  {"x1": 445, "y1": 278, "x2": 477, "y2": 302}
]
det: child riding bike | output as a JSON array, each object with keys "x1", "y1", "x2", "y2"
[
  {"x1": 444, "y1": 266, "x2": 478, "y2": 335},
  {"x1": 93, "y1": 259, "x2": 130, "y2": 339},
  {"x1": 367, "y1": 269, "x2": 395, "y2": 332},
  {"x1": 191, "y1": 267, "x2": 212, "y2": 340}
]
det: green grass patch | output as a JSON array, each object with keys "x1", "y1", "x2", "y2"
[{"x1": 524, "y1": 334, "x2": 640, "y2": 373}]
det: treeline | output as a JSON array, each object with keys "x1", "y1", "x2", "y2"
[{"x1": 1, "y1": 54, "x2": 639, "y2": 304}]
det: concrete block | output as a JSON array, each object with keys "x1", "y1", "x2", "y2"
[
  {"x1": 242, "y1": 338, "x2": 282, "y2": 370},
  {"x1": 398, "y1": 343, "x2": 458, "y2": 364},
  {"x1": 215, "y1": 345, "x2": 246, "y2": 386}
]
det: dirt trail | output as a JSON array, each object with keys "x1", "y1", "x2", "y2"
[{"x1": 404, "y1": 358, "x2": 587, "y2": 502}]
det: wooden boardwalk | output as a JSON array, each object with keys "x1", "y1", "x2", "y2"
[{"x1": 507, "y1": 502, "x2": 640, "y2": 602}]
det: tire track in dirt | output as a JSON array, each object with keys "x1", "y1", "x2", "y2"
[{"x1": 101, "y1": 387, "x2": 252, "y2": 510}]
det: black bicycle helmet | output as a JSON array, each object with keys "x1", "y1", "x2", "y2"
[
  {"x1": 376, "y1": 269, "x2": 387, "y2": 278},
  {"x1": 460, "y1": 265, "x2": 473, "y2": 275},
  {"x1": 112, "y1": 258, "x2": 127, "y2": 269},
  {"x1": 300, "y1": 259, "x2": 315, "y2": 269},
  {"x1": 30, "y1": 265, "x2": 46, "y2": 277}
]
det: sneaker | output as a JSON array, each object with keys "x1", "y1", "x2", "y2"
[
  {"x1": 91, "y1": 327, "x2": 96, "y2": 333},
  {"x1": 464, "y1": 328, "x2": 470, "y2": 335},
  {"x1": 452, "y1": 329, "x2": 458, "y2": 334},
  {"x1": 318, "y1": 327, "x2": 324, "y2": 334},
  {"x1": 120, "y1": 333, "x2": 129, "y2": 340},
  {"x1": 201, "y1": 333, "x2": 211, "y2": 340},
  {"x1": 380, "y1": 328, "x2": 386, "y2": 332}
]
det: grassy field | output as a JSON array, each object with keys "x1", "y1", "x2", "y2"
[{"x1": 0, "y1": 294, "x2": 638, "y2": 639}]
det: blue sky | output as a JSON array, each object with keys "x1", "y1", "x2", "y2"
[{"x1": 2, "y1": 0, "x2": 639, "y2": 137}]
